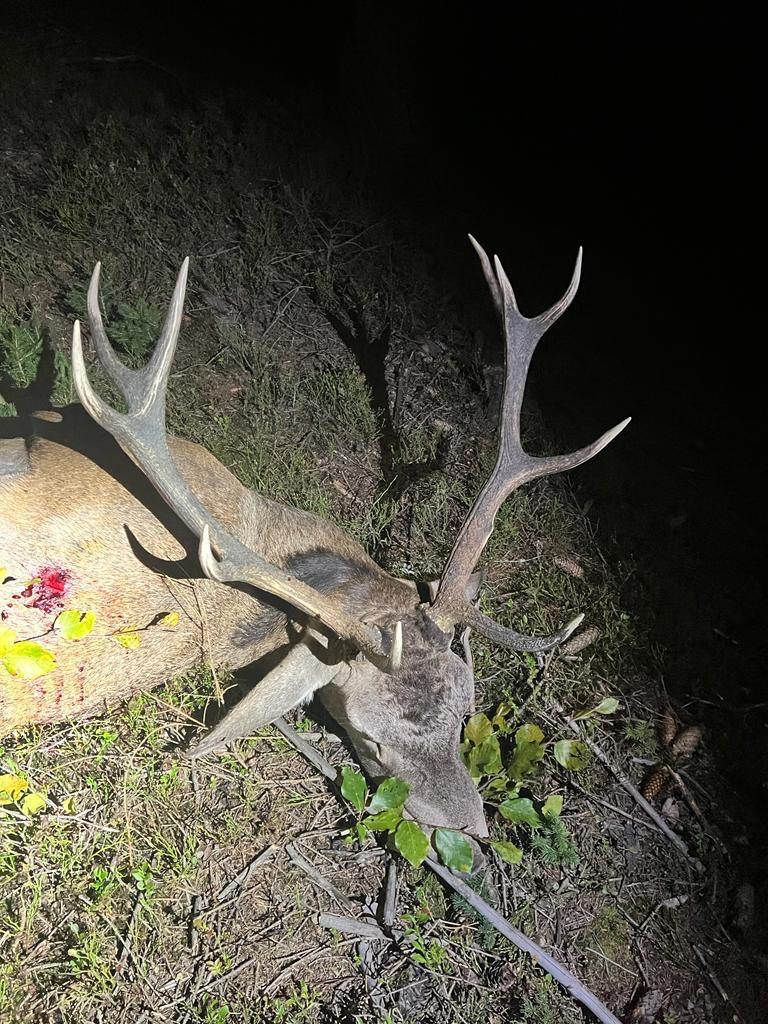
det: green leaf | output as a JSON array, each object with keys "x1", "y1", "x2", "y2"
[
  {"x1": 466, "y1": 733, "x2": 503, "y2": 781},
  {"x1": 20, "y1": 791, "x2": 46, "y2": 815},
  {"x1": 433, "y1": 829, "x2": 474, "y2": 872},
  {"x1": 368, "y1": 776, "x2": 410, "y2": 813},
  {"x1": 554, "y1": 739, "x2": 588, "y2": 770},
  {"x1": 593, "y1": 696, "x2": 620, "y2": 716},
  {"x1": 2, "y1": 640, "x2": 57, "y2": 679},
  {"x1": 541, "y1": 793, "x2": 564, "y2": 818},
  {"x1": 354, "y1": 821, "x2": 369, "y2": 843},
  {"x1": 464, "y1": 712, "x2": 493, "y2": 745},
  {"x1": 491, "y1": 840, "x2": 523, "y2": 865},
  {"x1": 341, "y1": 766, "x2": 368, "y2": 814},
  {"x1": 0, "y1": 773, "x2": 29, "y2": 801},
  {"x1": 56, "y1": 609, "x2": 95, "y2": 641},
  {"x1": 485, "y1": 776, "x2": 509, "y2": 792},
  {"x1": 498, "y1": 797, "x2": 541, "y2": 828},
  {"x1": 573, "y1": 696, "x2": 620, "y2": 720},
  {"x1": 113, "y1": 627, "x2": 141, "y2": 650},
  {"x1": 394, "y1": 820, "x2": 429, "y2": 867},
  {"x1": 0, "y1": 628, "x2": 17, "y2": 656},
  {"x1": 507, "y1": 739, "x2": 545, "y2": 782},
  {"x1": 365, "y1": 806, "x2": 404, "y2": 832},
  {"x1": 515, "y1": 723, "x2": 544, "y2": 746}
]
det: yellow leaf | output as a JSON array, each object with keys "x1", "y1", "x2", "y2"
[
  {"x1": 113, "y1": 628, "x2": 141, "y2": 650},
  {"x1": 0, "y1": 773, "x2": 29, "y2": 801},
  {"x1": 2, "y1": 640, "x2": 57, "y2": 679},
  {"x1": 56, "y1": 609, "x2": 96, "y2": 641},
  {"x1": 0, "y1": 567, "x2": 9, "y2": 584},
  {"x1": 20, "y1": 791, "x2": 47, "y2": 815},
  {"x1": 158, "y1": 611, "x2": 179, "y2": 628},
  {"x1": 61, "y1": 795, "x2": 77, "y2": 814},
  {"x1": 0, "y1": 628, "x2": 17, "y2": 656}
]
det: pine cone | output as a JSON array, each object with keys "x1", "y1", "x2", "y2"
[
  {"x1": 553, "y1": 554, "x2": 584, "y2": 578},
  {"x1": 560, "y1": 625, "x2": 601, "y2": 656},
  {"x1": 642, "y1": 764, "x2": 670, "y2": 801},
  {"x1": 670, "y1": 724, "x2": 703, "y2": 761}
]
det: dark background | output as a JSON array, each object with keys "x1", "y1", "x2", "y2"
[{"x1": 5, "y1": 3, "x2": 764, "y2": 790}]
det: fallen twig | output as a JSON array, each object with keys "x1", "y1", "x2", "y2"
[
  {"x1": 693, "y1": 944, "x2": 742, "y2": 1019},
  {"x1": 318, "y1": 912, "x2": 393, "y2": 941},
  {"x1": 426, "y1": 859, "x2": 623, "y2": 1024},
  {"x1": 382, "y1": 860, "x2": 398, "y2": 929},
  {"x1": 217, "y1": 844, "x2": 275, "y2": 901},
  {"x1": 286, "y1": 843, "x2": 354, "y2": 910},
  {"x1": 274, "y1": 717, "x2": 337, "y2": 781}
]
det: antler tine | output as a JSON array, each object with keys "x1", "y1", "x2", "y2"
[
  {"x1": 73, "y1": 260, "x2": 396, "y2": 669},
  {"x1": 464, "y1": 608, "x2": 584, "y2": 653},
  {"x1": 86, "y1": 262, "x2": 134, "y2": 393},
  {"x1": 84, "y1": 258, "x2": 189, "y2": 412},
  {"x1": 429, "y1": 241, "x2": 630, "y2": 649},
  {"x1": 536, "y1": 246, "x2": 582, "y2": 333},
  {"x1": 467, "y1": 234, "x2": 512, "y2": 322}
]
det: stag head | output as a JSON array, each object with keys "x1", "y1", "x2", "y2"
[{"x1": 71, "y1": 239, "x2": 628, "y2": 847}]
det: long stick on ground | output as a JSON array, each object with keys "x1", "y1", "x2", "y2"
[
  {"x1": 426, "y1": 858, "x2": 622, "y2": 1024},
  {"x1": 271, "y1": 718, "x2": 624, "y2": 1024}
]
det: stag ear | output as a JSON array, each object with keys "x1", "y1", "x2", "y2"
[
  {"x1": 185, "y1": 637, "x2": 340, "y2": 758},
  {"x1": 422, "y1": 571, "x2": 485, "y2": 605}
]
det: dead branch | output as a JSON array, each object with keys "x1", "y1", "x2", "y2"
[{"x1": 286, "y1": 842, "x2": 354, "y2": 910}]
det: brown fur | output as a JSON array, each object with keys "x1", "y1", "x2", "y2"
[{"x1": 0, "y1": 408, "x2": 415, "y2": 733}]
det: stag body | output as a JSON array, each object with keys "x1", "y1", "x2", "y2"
[
  {"x1": 0, "y1": 239, "x2": 628, "y2": 838},
  {"x1": 0, "y1": 421, "x2": 410, "y2": 727}
]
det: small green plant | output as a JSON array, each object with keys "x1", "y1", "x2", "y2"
[
  {"x1": 66, "y1": 924, "x2": 115, "y2": 993},
  {"x1": 90, "y1": 864, "x2": 122, "y2": 901},
  {"x1": 530, "y1": 813, "x2": 580, "y2": 867},
  {"x1": 198, "y1": 997, "x2": 231, "y2": 1024},
  {"x1": 51, "y1": 349, "x2": 76, "y2": 405},
  {"x1": 401, "y1": 911, "x2": 451, "y2": 972},
  {"x1": 624, "y1": 718, "x2": 658, "y2": 757},
  {"x1": 109, "y1": 297, "x2": 163, "y2": 367},
  {"x1": 270, "y1": 980, "x2": 320, "y2": 1023},
  {"x1": 131, "y1": 861, "x2": 156, "y2": 909},
  {"x1": 517, "y1": 978, "x2": 561, "y2": 1024},
  {"x1": 340, "y1": 767, "x2": 473, "y2": 871},
  {"x1": 0, "y1": 310, "x2": 43, "y2": 388},
  {"x1": 460, "y1": 696, "x2": 617, "y2": 863}
]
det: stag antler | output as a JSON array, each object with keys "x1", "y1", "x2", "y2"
[
  {"x1": 71, "y1": 259, "x2": 399, "y2": 669},
  {"x1": 428, "y1": 238, "x2": 630, "y2": 650}
]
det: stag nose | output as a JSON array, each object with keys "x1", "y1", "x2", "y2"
[{"x1": 405, "y1": 760, "x2": 488, "y2": 840}]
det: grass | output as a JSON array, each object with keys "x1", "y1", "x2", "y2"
[{"x1": 0, "y1": 20, "x2": 754, "y2": 1024}]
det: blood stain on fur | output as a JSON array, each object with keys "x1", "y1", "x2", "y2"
[{"x1": 22, "y1": 566, "x2": 72, "y2": 614}]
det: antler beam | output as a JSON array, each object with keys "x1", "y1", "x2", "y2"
[
  {"x1": 72, "y1": 260, "x2": 397, "y2": 668},
  {"x1": 429, "y1": 238, "x2": 630, "y2": 648}
]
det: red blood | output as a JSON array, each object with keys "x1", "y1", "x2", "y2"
[
  {"x1": 24, "y1": 566, "x2": 72, "y2": 614},
  {"x1": 0, "y1": 610, "x2": 7, "y2": 620}
]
